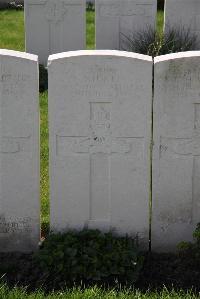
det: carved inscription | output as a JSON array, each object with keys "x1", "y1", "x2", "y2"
[
  {"x1": 0, "y1": 73, "x2": 28, "y2": 83},
  {"x1": 57, "y1": 135, "x2": 142, "y2": 155},
  {"x1": 99, "y1": 4, "x2": 119, "y2": 16},
  {"x1": 165, "y1": 64, "x2": 197, "y2": 93},
  {"x1": 89, "y1": 102, "x2": 112, "y2": 152},
  {"x1": 0, "y1": 215, "x2": 32, "y2": 234},
  {"x1": 159, "y1": 137, "x2": 200, "y2": 158},
  {"x1": 0, "y1": 72, "x2": 30, "y2": 96},
  {"x1": 44, "y1": 0, "x2": 68, "y2": 23},
  {"x1": 56, "y1": 102, "x2": 142, "y2": 155},
  {"x1": 0, "y1": 136, "x2": 31, "y2": 154},
  {"x1": 99, "y1": 3, "x2": 154, "y2": 17},
  {"x1": 44, "y1": 0, "x2": 82, "y2": 23},
  {"x1": 160, "y1": 104, "x2": 200, "y2": 158},
  {"x1": 66, "y1": 64, "x2": 137, "y2": 98}
]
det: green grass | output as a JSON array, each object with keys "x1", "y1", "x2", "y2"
[
  {"x1": 0, "y1": 285, "x2": 199, "y2": 299},
  {"x1": 86, "y1": 10, "x2": 95, "y2": 49},
  {"x1": 0, "y1": 9, "x2": 164, "y2": 227},
  {"x1": 40, "y1": 91, "x2": 49, "y2": 231},
  {"x1": 157, "y1": 10, "x2": 164, "y2": 36},
  {"x1": 0, "y1": 9, "x2": 24, "y2": 51}
]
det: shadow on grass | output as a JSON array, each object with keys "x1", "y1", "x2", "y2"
[
  {"x1": 39, "y1": 65, "x2": 48, "y2": 92},
  {"x1": 0, "y1": 251, "x2": 200, "y2": 294}
]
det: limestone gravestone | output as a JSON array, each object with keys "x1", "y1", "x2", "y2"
[
  {"x1": 96, "y1": 0, "x2": 157, "y2": 50},
  {"x1": 24, "y1": 0, "x2": 85, "y2": 65},
  {"x1": 152, "y1": 52, "x2": 200, "y2": 252},
  {"x1": 0, "y1": 50, "x2": 40, "y2": 252},
  {"x1": 164, "y1": 0, "x2": 200, "y2": 48},
  {"x1": 48, "y1": 50, "x2": 152, "y2": 247}
]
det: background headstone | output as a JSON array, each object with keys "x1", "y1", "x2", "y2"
[
  {"x1": 164, "y1": 0, "x2": 200, "y2": 47},
  {"x1": 96, "y1": 0, "x2": 157, "y2": 50},
  {"x1": 0, "y1": 50, "x2": 40, "y2": 252},
  {"x1": 25, "y1": 0, "x2": 86, "y2": 65},
  {"x1": 152, "y1": 52, "x2": 200, "y2": 252},
  {"x1": 48, "y1": 50, "x2": 152, "y2": 248}
]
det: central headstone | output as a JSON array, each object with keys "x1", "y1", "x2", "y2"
[
  {"x1": 96, "y1": 0, "x2": 157, "y2": 50},
  {"x1": 48, "y1": 50, "x2": 152, "y2": 247},
  {"x1": 24, "y1": 0, "x2": 86, "y2": 65}
]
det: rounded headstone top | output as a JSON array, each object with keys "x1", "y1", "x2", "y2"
[
  {"x1": 48, "y1": 50, "x2": 152, "y2": 64},
  {"x1": 154, "y1": 51, "x2": 200, "y2": 64},
  {"x1": 0, "y1": 49, "x2": 38, "y2": 61}
]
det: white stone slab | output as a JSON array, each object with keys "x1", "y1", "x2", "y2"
[
  {"x1": 164, "y1": 0, "x2": 200, "y2": 48},
  {"x1": 48, "y1": 50, "x2": 152, "y2": 248},
  {"x1": 152, "y1": 51, "x2": 200, "y2": 252},
  {"x1": 24, "y1": 0, "x2": 86, "y2": 65},
  {"x1": 96, "y1": 0, "x2": 157, "y2": 50},
  {"x1": 0, "y1": 49, "x2": 40, "y2": 252}
]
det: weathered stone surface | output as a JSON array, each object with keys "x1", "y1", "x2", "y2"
[
  {"x1": 152, "y1": 52, "x2": 200, "y2": 252},
  {"x1": 0, "y1": 50, "x2": 40, "y2": 252},
  {"x1": 24, "y1": 0, "x2": 85, "y2": 65},
  {"x1": 48, "y1": 50, "x2": 152, "y2": 247},
  {"x1": 96, "y1": 0, "x2": 157, "y2": 50},
  {"x1": 164, "y1": 0, "x2": 200, "y2": 48}
]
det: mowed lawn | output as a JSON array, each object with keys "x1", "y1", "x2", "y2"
[
  {"x1": 0, "y1": 285, "x2": 199, "y2": 299},
  {"x1": 0, "y1": 9, "x2": 163, "y2": 229}
]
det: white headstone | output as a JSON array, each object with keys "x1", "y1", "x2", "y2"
[
  {"x1": 24, "y1": 0, "x2": 86, "y2": 65},
  {"x1": 152, "y1": 52, "x2": 200, "y2": 252},
  {"x1": 0, "y1": 50, "x2": 40, "y2": 252},
  {"x1": 164, "y1": 0, "x2": 200, "y2": 47},
  {"x1": 96, "y1": 0, "x2": 157, "y2": 50},
  {"x1": 48, "y1": 50, "x2": 152, "y2": 247}
]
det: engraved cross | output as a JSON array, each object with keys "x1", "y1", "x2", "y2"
[
  {"x1": 160, "y1": 103, "x2": 200, "y2": 223},
  {"x1": 160, "y1": 104, "x2": 200, "y2": 158},
  {"x1": 0, "y1": 136, "x2": 31, "y2": 154},
  {"x1": 56, "y1": 102, "x2": 143, "y2": 230},
  {"x1": 44, "y1": 0, "x2": 68, "y2": 53}
]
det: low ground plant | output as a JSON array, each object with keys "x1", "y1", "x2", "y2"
[
  {"x1": 86, "y1": 1, "x2": 95, "y2": 11},
  {"x1": 121, "y1": 25, "x2": 198, "y2": 57},
  {"x1": 178, "y1": 223, "x2": 200, "y2": 270},
  {"x1": 35, "y1": 229, "x2": 144, "y2": 289}
]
